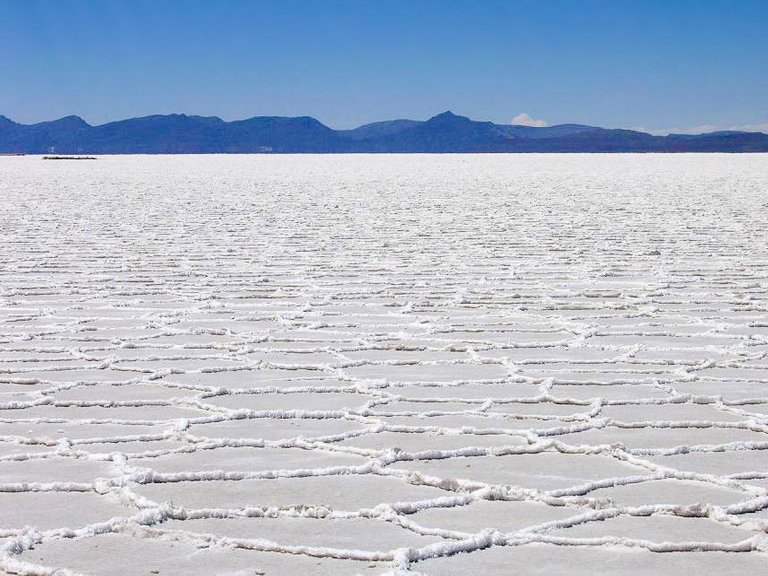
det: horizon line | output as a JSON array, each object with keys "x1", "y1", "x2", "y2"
[{"x1": 3, "y1": 111, "x2": 768, "y2": 138}]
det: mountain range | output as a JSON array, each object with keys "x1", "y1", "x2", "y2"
[{"x1": 2, "y1": 111, "x2": 767, "y2": 154}]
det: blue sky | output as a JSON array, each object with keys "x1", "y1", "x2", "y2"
[{"x1": 1, "y1": 0, "x2": 766, "y2": 132}]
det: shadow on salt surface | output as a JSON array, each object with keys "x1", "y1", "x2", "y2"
[
  {"x1": 337, "y1": 431, "x2": 527, "y2": 452},
  {"x1": 133, "y1": 475, "x2": 448, "y2": 511},
  {"x1": 550, "y1": 514, "x2": 754, "y2": 544},
  {"x1": 343, "y1": 362, "x2": 508, "y2": 383},
  {"x1": 52, "y1": 382, "x2": 201, "y2": 402},
  {"x1": 248, "y1": 340, "x2": 344, "y2": 353},
  {"x1": 548, "y1": 383, "x2": 670, "y2": 401},
  {"x1": 187, "y1": 417, "x2": 368, "y2": 442},
  {"x1": 76, "y1": 439, "x2": 184, "y2": 455},
  {"x1": 600, "y1": 403, "x2": 747, "y2": 423},
  {"x1": 341, "y1": 348, "x2": 470, "y2": 362},
  {"x1": 0, "y1": 368, "x2": 139, "y2": 384},
  {"x1": 632, "y1": 348, "x2": 736, "y2": 363},
  {"x1": 0, "y1": 421, "x2": 166, "y2": 441},
  {"x1": 517, "y1": 360, "x2": 680, "y2": 373},
  {"x1": 111, "y1": 357, "x2": 246, "y2": 372},
  {"x1": 157, "y1": 516, "x2": 440, "y2": 551},
  {"x1": 130, "y1": 446, "x2": 367, "y2": 474},
  {"x1": 389, "y1": 453, "x2": 646, "y2": 491},
  {"x1": 0, "y1": 350, "x2": 70, "y2": 362},
  {"x1": 414, "y1": 543, "x2": 768, "y2": 575},
  {"x1": 696, "y1": 366, "x2": 768, "y2": 381},
  {"x1": 0, "y1": 338, "x2": 122, "y2": 353},
  {"x1": 408, "y1": 500, "x2": 586, "y2": 534},
  {"x1": 480, "y1": 347, "x2": 620, "y2": 362},
  {"x1": 372, "y1": 399, "x2": 593, "y2": 422},
  {"x1": 588, "y1": 334, "x2": 737, "y2": 348},
  {"x1": 0, "y1": 442, "x2": 53, "y2": 458},
  {"x1": 0, "y1": 404, "x2": 208, "y2": 421},
  {"x1": 0, "y1": 359, "x2": 84, "y2": 373},
  {"x1": 388, "y1": 382, "x2": 541, "y2": 399},
  {"x1": 585, "y1": 479, "x2": 749, "y2": 506},
  {"x1": 85, "y1": 346, "x2": 224, "y2": 361},
  {"x1": 169, "y1": 319, "x2": 289, "y2": 334},
  {"x1": 376, "y1": 413, "x2": 578, "y2": 432},
  {"x1": 204, "y1": 391, "x2": 373, "y2": 412},
  {"x1": 242, "y1": 350, "x2": 342, "y2": 366},
  {"x1": 0, "y1": 492, "x2": 135, "y2": 531},
  {"x1": 140, "y1": 334, "x2": 240, "y2": 347},
  {"x1": 370, "y1": 399, "x2": 495, "y2": 413},
  {"x1": 163, "y1": 368, "x2": 332, "y2": 389},
  {"x1": 552, "y1": 426, "x2": 768, "y2": 450},
  {"x1": 0, "y1": 457, "x2": 117, "y2": 484},
  {"x1": 517, "y1": 369, "x2": 669, "y2": 384},
  {"x1": 431, "y1": 330, "x2": 574, "y2": 346},
  {"x1": 268, "y1": 328, "x2": 368, "y2": 343},
  {"x1": 17, "y1": 532, "x2": 384, "y2": 576},
  {"x1": 673, "y1": 379, "x2": 768, "y2": 400},
  {"x1": 486, "y1": 401, "x2": 593, "y2": 417},
  {"x1": 647, "y1": 449, "x2": 768, "y2": 475}
]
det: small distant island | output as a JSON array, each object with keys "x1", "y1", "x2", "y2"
[
  {"x1": 2, "y1": 111, "x2": 767, "y2": 154},
  {"x1": 42, "y1": 155, "x2": 97, "y2": 160}
]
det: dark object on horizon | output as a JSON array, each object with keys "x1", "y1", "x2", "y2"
[
  {"x1": 42, "y1": 155, "x2": 98, "y2": 160},
  {"x1": 2, "y1": 112, "x2": 767, "y2": 154}
]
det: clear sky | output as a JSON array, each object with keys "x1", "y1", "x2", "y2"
[{"x1": 1, "y1": 0, "x2": 766, "y2": 132}]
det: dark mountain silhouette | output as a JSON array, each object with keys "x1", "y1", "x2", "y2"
[{"x1": 1, "y1": 111, "x2": 767, "y2": 154}]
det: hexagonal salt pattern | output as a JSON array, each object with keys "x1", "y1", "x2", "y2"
[{"x1": 1, "y1": 154, "x2": 767, "y2": 574}]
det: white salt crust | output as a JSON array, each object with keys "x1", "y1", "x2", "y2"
[{"x1": 1, "y1": 154, "x2": 767, "y2": 574}]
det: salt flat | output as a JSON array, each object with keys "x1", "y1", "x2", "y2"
[{"x1": 1, "y1": 154, "x2": 767, "y2": 575}]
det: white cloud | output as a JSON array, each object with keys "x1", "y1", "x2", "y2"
[
  {"x1": 510, "y1": 113, "x2": 548, "y2": 127},
  {"x1": 736, "y1": 122, "x2": 768, "y2": 133},
  {"x1": 648, "y1": 122, "x2": 768, "y2": 136},
  {"x1": 648, "y1": 124, "x2": 720, "y2": 136}
]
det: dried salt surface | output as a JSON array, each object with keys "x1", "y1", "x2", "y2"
[
  {"x1": 1, "y1": 154, "x2": 767, "y2": 575},
  {"x1": 0, "y1": 492, "x2": 134, "y2": 531},
  {"x1": 132, "y1": 475, "x2": 449, "y2": 511},
  {"x1": 415, "y1": 545, "x2": 768, "y2": 575},
  {"x1": 16, "y1": 533, "x2": 386, "y2": 576},
  {"x1": 157, "y1": 516, "x2": 442, "y2": 550}
]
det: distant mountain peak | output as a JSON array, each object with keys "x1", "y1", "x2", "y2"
[
  {"x1": 44, "y1": 115, "x2": 90, "y2": 129},
  {"x1": 427, "y1": 111, "x2": 472, "y2": 123}
]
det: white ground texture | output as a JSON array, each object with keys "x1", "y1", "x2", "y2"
[{"x1": 0, "y1": 154, "x2": 767, "y2": 575}]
